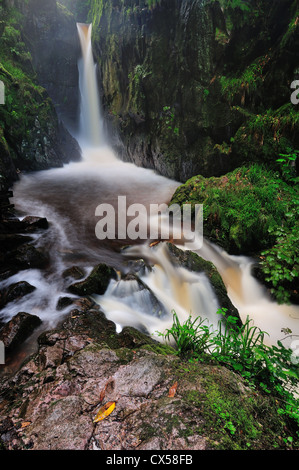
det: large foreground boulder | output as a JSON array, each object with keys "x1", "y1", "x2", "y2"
[{"x1": 0, "y1": 305, "x2": 296, "y2": 450}]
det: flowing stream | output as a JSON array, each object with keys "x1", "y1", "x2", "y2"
[{"x1": 2, "y1": 24, "x2": 298, "y2": 357}]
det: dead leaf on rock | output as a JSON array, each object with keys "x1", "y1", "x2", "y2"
[
  {"x1": 93, "y1": 401, "x2": 116, "y2": 423},
  {"x1": 168, "y1": 381, "x2": 178, "y2": 397},
  {"x1": 99, "y1": 379, "x2": 115, "y2": 403},
  {"x1": 21, "y1": 422, "x2": 31, "y2": 428}
]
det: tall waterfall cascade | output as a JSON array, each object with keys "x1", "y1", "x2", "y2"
[
  {"x1": 77, "y1": 23, "x2": 105, "y2": 148},
  {"x1": 3, "y1": 23, "x2": 297, "y2": 355}
]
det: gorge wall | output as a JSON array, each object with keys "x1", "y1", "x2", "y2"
[
  {"x1": 89, "y1": 0, "x2": 299, "y2": 182},
  {"x1": 0, "y1": 0, "x2": 81, "y2": 190},
  {"x1": 1, "y1": 0, "x2": 298, "y2": 185}
]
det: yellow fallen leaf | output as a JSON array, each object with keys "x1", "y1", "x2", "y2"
[{"x1": 93, "y1": 401, "x2": 116, "y2": 423}]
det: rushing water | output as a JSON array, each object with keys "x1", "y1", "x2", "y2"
[{"x1": 2, "y1": 23, "x2": 298, "y2": 354}]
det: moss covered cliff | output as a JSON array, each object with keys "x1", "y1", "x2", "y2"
[
  {"x1": 0, "y1": 0, "x2": 81, "y2": 189},
  {"x1": 86, "y1": 0, "x2": 298, "y2": 182}
]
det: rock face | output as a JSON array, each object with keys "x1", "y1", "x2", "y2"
[
  {"x1": 89, "y1": 0, "x2": 298, "y2": 182},
  {"x1": 0, "y1": 305, "x2": 295, "y2": 450},
  {"x1": 0, "y1": 204, "x2": 49, "y2": 281},
  {"x1": 0, "y1": 312, "x2": 41, "y2": 352},
  {"x1": 0, "y1": 282, "x2": 36, "y2": 310},
  {"x1": 0, "y1": 0, "x2": 81, "y2": 189},
  {"x1": 20, "y1": 0, "x2": 81, "y2": 130}
]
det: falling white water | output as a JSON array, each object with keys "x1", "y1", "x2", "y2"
[
  {"x1": 95, "y1": 238, "x2": 299, "y2": 348},
  {"x1": 94, "y1": 243, "x2": 221, "y2": 338},
  {"x1": 191, "y1": 240, "x2": 299, "y2": 348},
  {"x1": 3, "y1": 21, "x2": 298, "y2": 361},
  {"x1": 77, "y1": 23, "x2": 105, "y2": 148}
]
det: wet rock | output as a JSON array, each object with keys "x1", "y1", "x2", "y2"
[
  {"x1": 0, "y1": 312, "x2": 42, "y2": 352},
  {"x1": 0, "y1": 304, "x2": 295, "y2": 451},
  {"x1": 62, "y1": 266, "x2": 85, "y2": 281},
  {"x1": 68, "y1": 263, "x2": 117, "y2": 296},
  {"x1": 114, "y1": 273, "x2": 167, "y2": 319},
  {"x1": 56, "y1": 296, "x2": 74, "y2": 311},
  {"x1": 0, "y1": 267, "x2": 18, "y2": 283},
  {"x1": 122, "y1": 257, "x2": 152, "y2": 277},
  {"x1": 21, "y1": 216, "x2": 49, "y2": 231},
  {"x1": 6, "y1": 244, "x2": 49, "y2": 271},
  {"x1": 0, "y1": 281, "x2": 36, "y2": 309},
  {"x1": 0, "y1": 234, "x2": 34, "y2": 251},
  {"x1": 0, "y1": 215, "x2": 48, "y2": 235},
  {"x1": 0, "y1": 218, "x2": 29, "y2": 234}
]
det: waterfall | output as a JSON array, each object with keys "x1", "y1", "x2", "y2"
[
  {"x1": 77, "y1": 23, "x2": 105, "y2": 147},
  {"x1": 94, "y1": 243, "x2": 221, "y2": 337},
  {"x1": 6, "y1": 23, "x2": 299, "y2": 353}
]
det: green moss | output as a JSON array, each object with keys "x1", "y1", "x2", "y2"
[
  {"x1": 220, "y1": 55, "x2": 270, "y2": 103},
  {"x1": 170, "y1": 164, "x2": 295, "y2": 254},
  {"x1": 56, "y1": 2, "x2": 74, "y2": 19},
  {"x1": 181, "y1": 365, "x2": 295, "y2": 450},
  {"x1": 231, "y1": 104, "x2": 299, "y2": 164},
  {"x1": 0, "y1": 4, "x2": 64, "y2": 174},
  {"x1": 170, "y1": 163, "x2": 298, "y2": 303},
  {"x1": 114, "y1": 347, "x2": 134, "y2": 363},
  {"x1": 140, "y1": 343, "x2": 176, "y2": 356}
]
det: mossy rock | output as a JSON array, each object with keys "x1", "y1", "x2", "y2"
[
  {"x1": 170, "y1": 165, "x2": 295, "y2": 255},
  {"x1": 68, "y1": 263, "x2": 117, "y2": 296}
]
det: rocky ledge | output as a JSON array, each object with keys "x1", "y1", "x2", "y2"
[
  {"x1": 0, "y1": 194, "x2": 296, "y2": 451},
  {"x1": 0, "y1": 297, "x2": 295, "y2": 451}
]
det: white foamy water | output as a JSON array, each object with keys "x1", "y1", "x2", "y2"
[{"x1": 1, "y1": 22, "x2": 298, "y2": 355}]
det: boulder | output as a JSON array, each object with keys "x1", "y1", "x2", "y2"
[
  {"x1": 62, "y1": 266, "x2": 85, "y2": 281},
  {"x1": 56, "y1": 296, "x2": 74, "y2": 311},
  {"x1": 21, "y1": 216, "x2": 49, "y2": 231},
  {"x1": 6, "y1": 244, "x2": 49, "y2": 271},
  {"x1": 0, "y1": 234, "x2": 33, "y2": 251},
  {"x1": 0, "y1": 281, "x2": 36, "y2": 309},
  {"x1": 68, "y1": 264, "x2": 117, "y2": 296},
  {"x1": 0, "y1": 312, "x2": 42, "y2": 352},
  {"x1": 0, "y1": 306, "x2": 295, "y2": 451}
]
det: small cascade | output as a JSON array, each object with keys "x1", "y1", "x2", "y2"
[
  {"x1": 94, "y1": 243, "x2": 221, "y2": 338},
  {"x1": 192, "y1": 240, "x2": 299, "y2": 348}
]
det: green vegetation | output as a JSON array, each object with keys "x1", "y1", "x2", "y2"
[
  {"x1": 159, "y1": 310, "x2": 299, "y2": 447},
  {"x1": 160, "y1": 106, "x2": 179, "y2": 137},
  {"x1": 145, "y1": 0, "x2": 161, "y2": 9},
  {"x1": 260, "y1": 151, "x2": 298, "y2": 303},
  {"x1": 230, "y1": 104, "x2": 299, "y2": 166},
  {"x1": 170, "y1": 163, "x2": 298, "y2": 304},
  {"x1": 215, "y1": 0, "x2": 251, "y2": 11},
  {"x1": 0, "y1": 3, "x2": 58, "y2": 175},
  {"x1": 220, "y1": 55, "x2": 270, "y2": 104}
]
